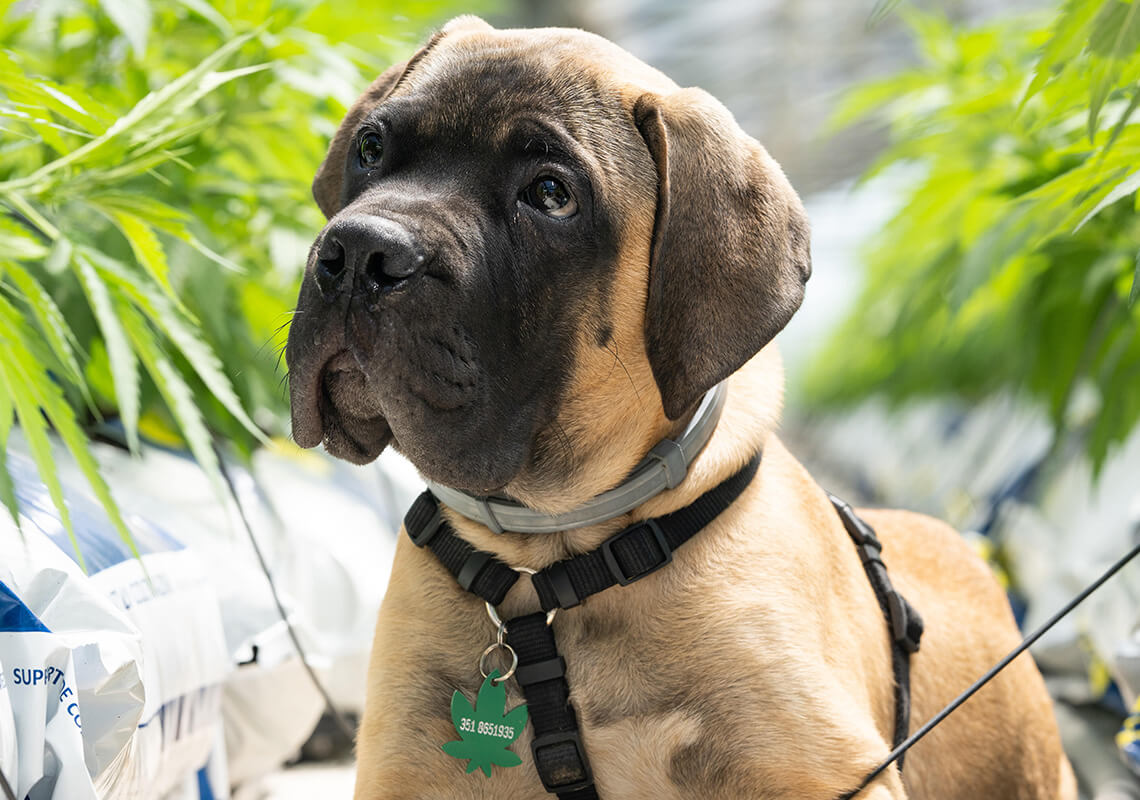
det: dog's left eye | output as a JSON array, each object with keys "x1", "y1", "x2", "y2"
[
  {"x1": 522, "y1": 176, "x2": 577, "y2": 218},
  {"x1": 359, "y1": 132, "x2": 384, "y2": 168}
]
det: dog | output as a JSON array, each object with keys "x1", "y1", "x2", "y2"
[{"x1": 285, "y1": 16, "x2": 1076, "y2": 799}]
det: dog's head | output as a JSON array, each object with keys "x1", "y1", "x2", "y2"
[{"x1": 286, "y1": 16, "x2": 810, "y2": 502}]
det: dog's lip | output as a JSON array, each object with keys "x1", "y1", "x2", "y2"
[
  {"x1": 290, "y1": 360, "x2": 327, "y2": 450},
  {"x1": 290, "y1": 348, "x2": 360, "y2": 450},
  {"x1": 318, "y1": 378, "x2": 392, "y2": 464}
]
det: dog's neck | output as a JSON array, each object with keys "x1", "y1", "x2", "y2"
[
  {"x1": 438, "y1": 345, "x2": 785, "y2": 570},
  {"x1": 426, "y1": 381, "x2": 726, "y2": 533}
]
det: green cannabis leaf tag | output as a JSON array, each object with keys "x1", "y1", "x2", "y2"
[{"x1": 442, "y1": 671, "x2": 528, "y2": 777}]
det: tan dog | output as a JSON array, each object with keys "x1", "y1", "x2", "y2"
[{"x1": 285, "y1": 16, "x2": 1076, "y2": 799}]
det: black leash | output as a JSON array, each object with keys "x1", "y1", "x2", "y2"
[
  {"x1": 839, "y1": 534, "x2": 1140, "y2": 798},
  {"x1": 407, "y1": 453, "x2": 926, "y2": 799}
]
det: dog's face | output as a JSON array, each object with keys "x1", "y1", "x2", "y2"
[{"x1": 286, "y1": 16, "x2": 810, "y2": 499}]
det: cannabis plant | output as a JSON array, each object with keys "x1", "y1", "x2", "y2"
[
  {"x1": 807, "y1": 0, "x2": 1140, "y2": 472},
  {"x1": 0, "y1": 0, "x2": 491, "y2": 561}
]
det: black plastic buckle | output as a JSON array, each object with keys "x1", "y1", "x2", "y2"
[
  {"x1": 832, "y1": 496, "x2": 881, "y2": 550},
  {"x1": 456, "y1": 551, "x2": 490, "y2": 592},
  {"x1": 888, "y1": 591, "x2": 924, "y2": 654},
  {"x1": 602, "y1": 519, "x2": 672, "y2": 586},
  {"x1": 531, "y1": 729, "x2": 594, "y2": 793},
  {"x1": 515, "y1": 656, "x2": 567, "y2": 688},
  {"x1": 543, "y1": 561, "x2": 582, "y2": 609},
  {"x1": 405, "y1": 493, "x2": 443, "y2": 548}
]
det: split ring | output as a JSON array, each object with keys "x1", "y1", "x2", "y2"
[{"x1": 479, "y1": 642, "x2": 518, "y2": 683}]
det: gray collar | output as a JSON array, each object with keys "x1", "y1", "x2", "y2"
[{"x1": 425, "y1": 382, "x2": 728, "y2": 534}]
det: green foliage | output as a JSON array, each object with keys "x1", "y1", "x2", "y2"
[
  {"x1": 806, "y1": 1, "x2": 1140, "y2": 471},
  {"x1": 0, "y1": 0, "x2": 493, "y2": 549}
]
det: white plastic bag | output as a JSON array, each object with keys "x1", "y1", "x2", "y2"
[
  {"x1": 0, "y1": 655, "x2": 17, "y2": 793},
  {"x1": 0, "y1": 512, "x2": 141, "y2": 800},
  {"x1": 1, "y1": 444, "x2": 231, "y2": 799}
]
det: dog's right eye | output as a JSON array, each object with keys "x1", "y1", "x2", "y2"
[
  {"x1": 359, "y1": 132, "x2": 384, "y2": 168},
  {"x1": 522, "y1": 176, "x2": 577, "y2": 218}
]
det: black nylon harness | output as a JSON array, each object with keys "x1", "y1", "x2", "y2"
[{"x1": 404, "y1": 453, "x2": 924, "y2": 798}]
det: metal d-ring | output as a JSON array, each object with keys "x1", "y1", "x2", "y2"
[
  {"x1": 483, "y1": 565, "x2": 558, "y2": 629},
  {"x1": 484, "y1": 600, "x2": 558, "y2": 628}
]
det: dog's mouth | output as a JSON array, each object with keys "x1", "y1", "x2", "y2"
[
  {"x1": 292, "y1": 349, "x2": 392, "y2": 464},
  {"x1": 289, "y1": 335, "x2": 537, "y2": 491}
]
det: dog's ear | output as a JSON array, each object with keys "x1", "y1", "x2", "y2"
[
  {"x1": 634, "y1": 89, "x2": 811, "y2": 420},
  {"x1": 313, "y1": 18, "x2": 495, "y2": 218}
]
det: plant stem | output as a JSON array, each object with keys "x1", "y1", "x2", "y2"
[{"x1": 0, "y1": 192, "x2": 58, "y2": 241}]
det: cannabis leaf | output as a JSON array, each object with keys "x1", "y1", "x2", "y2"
[{"x1": 442, "y1": 671, "x2": 528, "y2": 777}]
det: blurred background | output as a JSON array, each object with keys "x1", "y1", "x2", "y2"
[{"x1": 1, "y1": 0, "x2": 1139, "y2": 798}]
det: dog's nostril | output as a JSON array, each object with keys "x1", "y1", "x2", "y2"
[
  {"x1": 318, "y1": 239, "x2": 346, "y2": 273},
  {"x1": 364, "y1": 252, "x2": 387, "y2": 288},
  {"x1": 315, "y1": 240, "x2": 346, "y2": 297},
  {"x1": 363, "y1": 250, "x2": 418, "y2": 294}
]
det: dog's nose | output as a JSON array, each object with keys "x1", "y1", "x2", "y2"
[{"x1": 314, "y1": 215, "x2": 426, "y2": 299}]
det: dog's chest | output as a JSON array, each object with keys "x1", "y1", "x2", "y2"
[
  {"x1": 555, "y1": 603, "x2": 847, "y2": 797},
  {"x1": 357, "y1": 501, "x2": 884, "y2": 799},
  {"x1": 367, "y1": 590, "x2": 851, "y2": 799}
]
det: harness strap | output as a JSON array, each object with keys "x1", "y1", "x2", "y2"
[
  {"x1": 829, "y1": 495, "x2": 924, "y2": 776},
  {"x1": 404, "y1": 455, "x2": 762, "y2": 798},
  {"x1": 506, "y1": 612, "x2": 597, "y2": 798},
  {"x1": 405, "y1": 460, "x2": 923, "y2": 799},
  {"x1": 531, "y1": 456, "x2": 762, "y2": 611},
  {"x1": 404, "y1": 454, "x2": 762, "y2": 611},
  {"x1": 404, "y1": 490, "x2": 519, "y2": 604}
]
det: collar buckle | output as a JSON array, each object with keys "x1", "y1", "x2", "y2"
[
  {"x1": 647, "y1": 438, "x2": 687, "y2": 489},
  {"x1": 602, "y1": 518, "x2": 673, "y2": 586}
]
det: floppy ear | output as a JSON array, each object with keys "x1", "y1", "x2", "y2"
[{"x1": 634, "y1": 89, "x2": 811, "y2": 420}]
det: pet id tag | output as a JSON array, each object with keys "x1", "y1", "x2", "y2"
[{"x1": 442, "y1": 669, "x2": 528, "y2": 776}]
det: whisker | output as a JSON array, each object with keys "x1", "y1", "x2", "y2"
[
  {"x1": 605, "y1": 341, "x2": 642, "y2": 403},
  {"x1": 552, "y1": 420, "x2": 575, "y2": 465}
]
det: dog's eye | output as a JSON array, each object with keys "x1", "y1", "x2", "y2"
[
  {"x1": 523, "y1": 176, "x2": 577, "y2": 218},
  {"x1": 359, "y1": 132, "x2": 383, "y2": 168}
]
